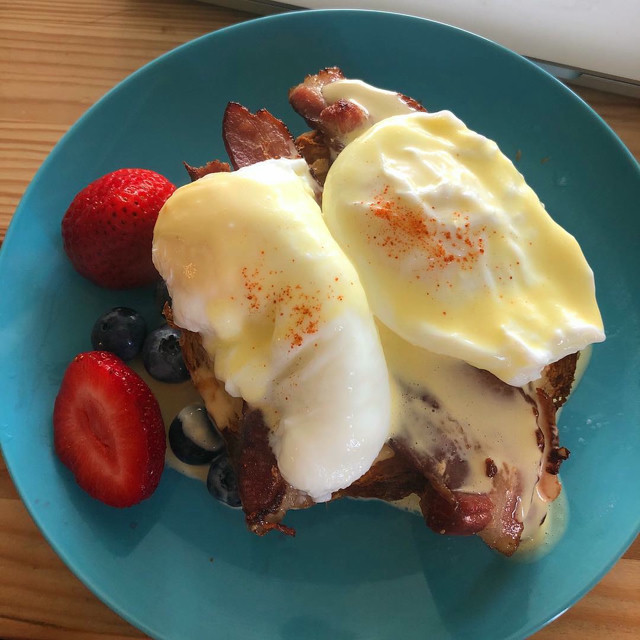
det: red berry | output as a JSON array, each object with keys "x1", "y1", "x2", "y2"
[
  {"x1": 61, "y1": 168, "x2": 176, "y2": 289},
  {"x1": 53, "y1": 351, "x2": 166, "y2": 507}
]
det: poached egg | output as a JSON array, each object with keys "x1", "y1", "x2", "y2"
[
  {"x1": 153, "y1": 158, "x2": 391, "y2": 502},
  {"x1": 322, "y1": 109, "x2": 605, "y2": 386}
]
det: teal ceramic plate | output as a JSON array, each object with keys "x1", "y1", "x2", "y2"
[{"x1": 1, "y1": 10, "x2": 638, "y2": 640}]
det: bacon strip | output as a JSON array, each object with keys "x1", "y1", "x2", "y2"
[
  {"x1": 294, "y1": 130, "x2": 331, "y2": 185},
  {"x1": 289, "y1": 66, "x2": 426, "y2": 155},
  {"x1": 379, "y1": 354, "x2": 575, "y2": 555},
  {"x1": 288, "y1": 66, "x2": 346, "y2": 130},
  {"x1": 223, "y1": 102, "x2": 299, "y2": 169},
  {"x1": 289, "y1": 67, "x2": 367, "y2": 152},
  {"x1": 420, "y1": 486, "x2": 494, "y2": 536},
  {"x1": 235, "y1": 410, "x2": 298, "y2": 536},
  {"x1": 183, "y1": 159, "x2": 230, "y2": 182},
  {"x1": 477, "y1": 467, "x2": 525, "y2": 555}
]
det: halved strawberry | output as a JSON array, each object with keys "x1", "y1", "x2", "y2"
[{"x1": 53, "y1": 351, "x2": 166, "y2": 507}]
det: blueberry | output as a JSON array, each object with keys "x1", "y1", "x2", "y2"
[
  {"x1": 207, "y1": 454, "x2": 242, "y2": 508},
  {"x1": 142, "y1": 324, "x2": 190, "y2": 383},
  {"x1": 169, "y1": 404, "x2": 225, "y2": 465},
  {"x1": 91, "y1": 307, "x2": 147, "y2": 361},
  {"x1": 155, "y1": 280, "x2": 172, "y2": 314}
]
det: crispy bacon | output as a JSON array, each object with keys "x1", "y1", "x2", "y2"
[
  {"x1": 235, "y1": 410, "x2": 298, "y2": 536},
  {"x1": 223, "y1": 102, "x2": 299, "y2": 169},
  {"x1": 183, "y1": 159, "x2": 230, "y2": 182},
  {"x1": 379, "y1": 355, "x2": 575, "y2": 556},
  {"x1": 477, "y1": 467, "x2": 525, "y2": 555},
  {"x1": 316, "y1": 99, "x2": 369, "y2": 141},
  {"x1": 420, "y1": 487, "x2": 494, "y2": 536},
  {"x1": 387, "y1": 430, "x2": 523, "y2": 549},
  {"x1": 289, "y1": 68, "x2": 367, "y2": 152},
  {"x1": 294, "y1": 130, "x2": 331, "y2": 185},
  {"x1": 287, "y1": 66, "x2": 345, "y2": 129},
  {"x1": 289, "y1": 65, "x2": 426, "y2": 154},
  {"x1": 399, "y1": 94, "x2": 427, "y2": 113}
]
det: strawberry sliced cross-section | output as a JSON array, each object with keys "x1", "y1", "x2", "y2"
[{"x1": 53, "y1": 351, "x2": 166, "y2": 507}]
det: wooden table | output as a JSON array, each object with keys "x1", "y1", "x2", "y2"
[{"x1": 1, "y1": 1, "x2": 639, "y2": 638}]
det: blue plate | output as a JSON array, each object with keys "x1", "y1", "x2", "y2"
[{"x1": 1, "y1": 10, "x2": 639, "y2": 640}]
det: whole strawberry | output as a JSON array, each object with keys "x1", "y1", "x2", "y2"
[
  {"x1": 53, "y1": 351, "x2": 166, "y2": 507},
  {"x1": 61, "y1": 168, "x2": 176, "y2": 289}
]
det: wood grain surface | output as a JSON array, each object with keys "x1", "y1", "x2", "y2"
[{"x1": 1, "y1": 1, "x2": 639, "y2": 638}]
